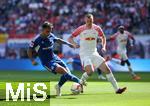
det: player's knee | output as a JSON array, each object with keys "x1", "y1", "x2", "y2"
[
  {"x1": 125, "y1": 60, "x2": 131, "y2": 66},
  {"x1": 85, "y1": 65, "x2": 94, "y2": 76},
  {"x1": 102, "y1": 66, "x2": 111, "y2": 74},
  {"x1": 85, "y1": 69, "x2": 93, "y2": 76}
]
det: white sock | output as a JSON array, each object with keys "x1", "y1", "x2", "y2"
[
  {"x1": 106, "y1": 73, "x2": 119, "y2": 91},
  {"x1": 111, "y1": 58, "x2": 121, "y2": 65},
  {"x1": 128, "y1": 66, "x2": 136, "y2": 77},
  {"x1": 81, "y1": 72, "x2": 89, "y2": 82}
]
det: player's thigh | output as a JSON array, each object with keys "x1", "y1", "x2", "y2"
[
  {"x1": 55, "y1": 64, "x2": 68, "y2": 74},
  {"x1": 56, "y1": 59, "x2": 71, "y2": 73},
  {"x1": 117, "y1": 49, "x2": 128, "y2": 60},
  {"x1": 91, "y1": 53, "x2": 105, "y2": 69},
  {"x1": 121, "y1": 52, "x2": 128, "y2": 60},
  {"x1": 44, "y1": 62, "x2": 67, "y2": 74},
  {"x1": 80, "y1": 56, "x2": 94, "y2": 73}
]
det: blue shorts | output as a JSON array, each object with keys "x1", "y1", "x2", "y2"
[{"x1": 43, "y1": 58, "x2": 68, "y2": 74}]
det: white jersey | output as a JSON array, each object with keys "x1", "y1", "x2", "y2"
[
  {"x1": 110, "y1": 31, "x2": 133, "y2": 51},
  {"x1": 71, "y1": 24, "x2": 104, "y2": 56},
  {"x1": 110, "y1": 31, "x2": 134, "y2": 60}
]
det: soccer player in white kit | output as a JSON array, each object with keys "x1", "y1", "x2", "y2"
[
  {"x1": 108, "y1": 26, "x2": 141, "y2": 80},
  {"x1": 68, "y1": 14, "x2": 126, "y2": 94}
]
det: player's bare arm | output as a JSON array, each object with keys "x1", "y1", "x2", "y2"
[
  {"x1": 56, "y1": 38, "x2": 75, "y2": 48},
  {"x1": 101, "y1": 33, "x2": 106, "y2": 53},
  {"x1": 128, "y1": 32, "x2": 135, "y2": 47},
  {"x1": 27, "y1": 48, "x2": 38, "y2": 66},
  {"x1": 107, "y1": 33, "x2": 117, "y2": 41}
]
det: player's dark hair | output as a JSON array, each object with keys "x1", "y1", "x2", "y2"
[
  {"x1": 118, "y1": 26, "x2": 125, "y2": 34},
  {"x1": 42, "y1": 21, "x2": 53, "y2": 29},
  {"x1": 85, "y1": 13, "x2": 93, "y2": 18}
]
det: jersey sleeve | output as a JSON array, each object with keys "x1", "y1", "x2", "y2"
[
  {"x1": 50, "y1": 33, "x2": 59, "y2": 42},
  {"x1": 72, "y1": 26, "x2": 84, "y2": 37},
  {"x1": 126, "y1": 31, "x2": 134, "y2": 39},
  {"x1": 29, "y1": 38, "x2": 39, "y2": 50},
  {"x1": 125, "y1": 31, "x2": 135, "y2": 45},
  {"x1": 95, "y1": 26, "x2": 104, "y2": 37}
]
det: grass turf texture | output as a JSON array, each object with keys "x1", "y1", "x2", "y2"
[{"x1": 0, "y1": 71, "x2": 150, "y2": 106}]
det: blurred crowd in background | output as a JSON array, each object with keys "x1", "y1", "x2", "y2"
[
  {"x1": 0, "y1": 0, "x2": 149, "y2": 35},
  {"x1": 0, "y1": 0, "x2": 150, "y2": 59}
]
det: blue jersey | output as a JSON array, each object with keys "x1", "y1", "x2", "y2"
[{"x1": 29, "y1": 33, "x2": 59, "y2": 65}]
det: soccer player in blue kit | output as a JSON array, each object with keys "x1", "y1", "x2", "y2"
[{"x1": 27, "y1": 21, "x2": 84, "y2": 96}]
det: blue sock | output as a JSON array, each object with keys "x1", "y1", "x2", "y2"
[
  {"x1": 64, "y1": 73, "x2": 80, "y2": 84},
  {"x1": 58, "y1": 74, "x2": 67, "y2": 87}
]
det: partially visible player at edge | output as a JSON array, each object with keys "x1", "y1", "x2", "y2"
[
  {"x1": 27, "y1": 21, "x2": 84, "y2": 96},
  {"x1": 107, "y1": 26, "x2": 141, "y2": 80},
  {"x1": 68, "y1": 13, "x2": 126, "y2": 94}
]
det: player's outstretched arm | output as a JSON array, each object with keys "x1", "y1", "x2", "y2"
[
  {"x1": 56, "y1": 38, "x2": 76, "y2": 48},
  {"x1": 128, "y1": 32, "x2": 135, "y2": 46},
  {"x1": 27, "y1": 48, "x2": 38, "y2": 66},
  {"x1": 68, "y1": 36, "x2": 80, "y2": 48},
  {"x1": 106, "y1": 34, "x2": 116, "y2": 41}
]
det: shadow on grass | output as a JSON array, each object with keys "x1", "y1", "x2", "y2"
[{"x1": 50, "y1": 94, "x2": 76, "y2": 99}]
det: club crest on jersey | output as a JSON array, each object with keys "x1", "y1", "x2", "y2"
[{"x1": 29, "y1": 41, "x2": 34, "y2": 47}]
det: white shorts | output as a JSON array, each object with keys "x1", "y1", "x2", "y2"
[
  {"x1": 117, "y1": 49, "x2": 128, "y2": 60},
  {"x1": 80, "y1": 52, "x2": 105, "y2": 69}
]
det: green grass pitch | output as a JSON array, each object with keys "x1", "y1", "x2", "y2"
[{"x1": 0, "y1": 71, "x2": 150, "y2": 106}]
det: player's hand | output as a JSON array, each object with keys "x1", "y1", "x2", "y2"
[
  {"x1": 71, "y1": 43, "x2": 80, "y2": 49},
  {"x1": 74, "y1": 44, "x2": 80, "y2": 48},
  {"x1": 32, "y1": 60, "x2": 38, "y2": 66},
  {"x1": 101, "y1": 47, "x2": 106, "y2": 53}
]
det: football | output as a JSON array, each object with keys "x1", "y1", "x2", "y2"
[{"x1": 70, "y1": 83, "x2": 82, "y2": 95}]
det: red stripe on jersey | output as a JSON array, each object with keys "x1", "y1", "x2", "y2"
[
  {"x1": 80, "y1": 37, "x2": 95, "y2": 41},
  {"x1": 72, "y1": 25, "x2": 86, "y2": 37},
  {"x1": 93, "y1": 24, "x2": 103, "y2": 37}
]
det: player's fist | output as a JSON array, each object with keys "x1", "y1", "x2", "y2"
[
  {"x1": 32, "y1": 60, "x2": 38, "y2": 66},
  {"x1": 74, "y1": 44, "x2": 80, "y2": 48}
]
